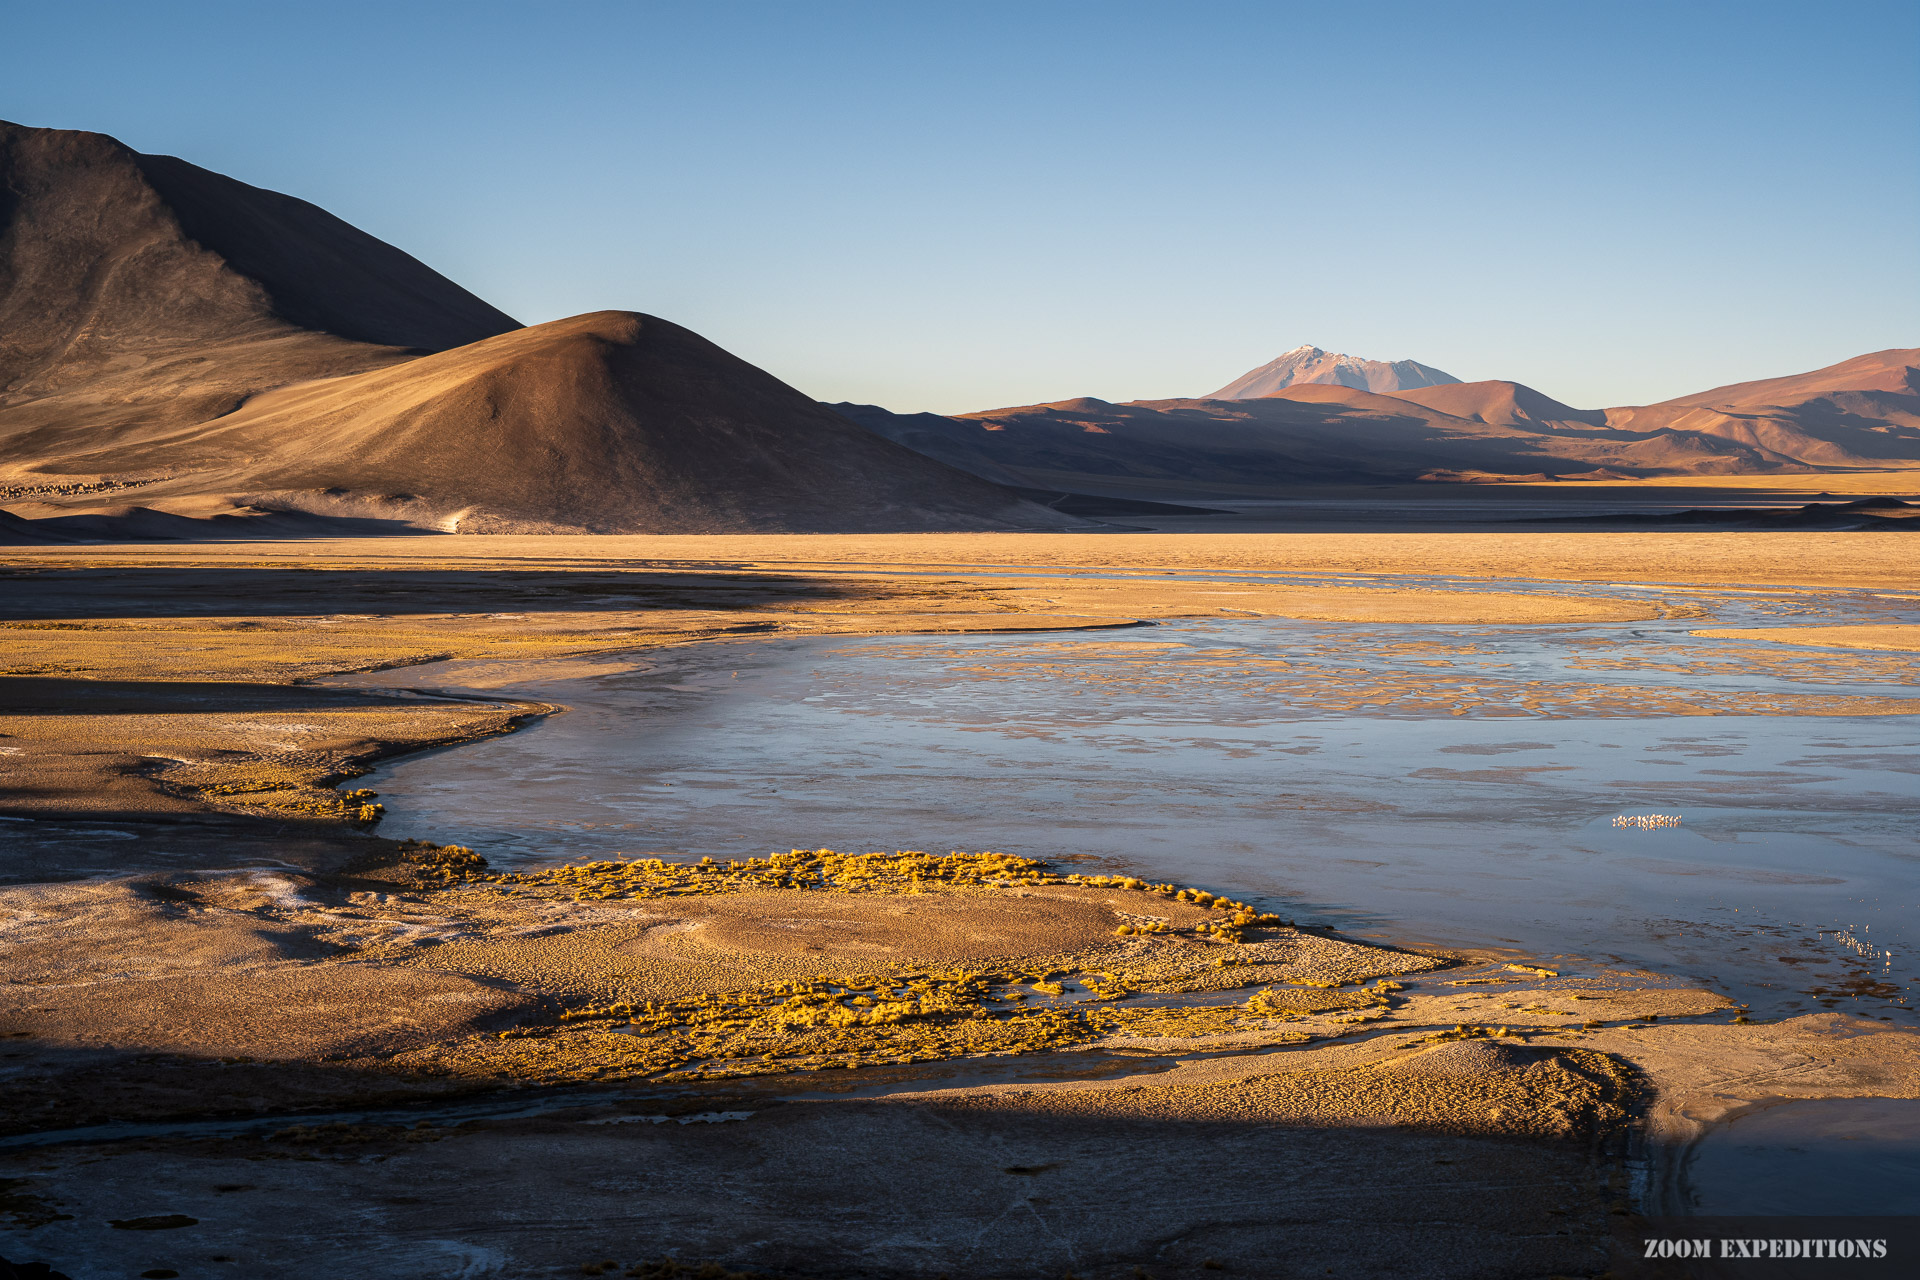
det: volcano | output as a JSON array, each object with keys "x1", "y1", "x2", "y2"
[{"x1": 1208, "y1": 344, "x2": 1461, "y2": 398}]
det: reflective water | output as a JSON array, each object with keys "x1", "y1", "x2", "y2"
[
  {"x1": 352, "y1": 585, "x2": 1920, "y2": 1022},
  {"x1": 1684, "y1": 1097, "x2": 1920, "y2": 1216}
]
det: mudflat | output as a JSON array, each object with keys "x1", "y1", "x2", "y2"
[
  {"x1": 7, "y1": 527, "x2": 1918, "y2": 583},
  {"x1": 2, "y1": 532, "x2": 1916, "y2": 1279}
]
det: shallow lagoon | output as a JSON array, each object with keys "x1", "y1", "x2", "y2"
[
  {"x1": 356, "y1": 590, "x2": 1920, "y2": 1024},
  {"x1": 1683, "y1": 1096, "x2": 1920, "y2": 1216}
]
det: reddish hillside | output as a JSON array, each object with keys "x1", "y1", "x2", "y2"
[
  {"x1": 1391, "y1": 381, "x2": 1605, "y2": 428},
  {"x1": 1601, "y1": 348, "x2": 1920, "y2": 469},
  {"x1": 1654, "y1": 347, "x2": 1920, "y2": 408}
]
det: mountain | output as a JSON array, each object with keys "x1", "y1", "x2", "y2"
[
  {"x1": 840, "y1": 350, "x2": 1920, "y2": 496},
  {"x1": 844, "y1": 391, "x2": 1541, "y2": 490},
  {"x1": 1208, "y1": 345, "x2": 1460, "y2": 398},
  {"x1": 0, "y1": 120, "x2": 520, "y2": 447},
  {"x1": 0, "y1": 121, "x2": 1079, "y2": 536},
  {"x1": 1390, "y1": 380, "x2": 1605, "y2": 428},
  {"x1": 827, "y1": 403, "x2": 1226, "y2": 517},
  {"x1": 1598, "y1": 348, "x2": 1920, "y2": 470},
  {"x1": 106, "y1": 310, "x2": 1076, "y2": 534},
  {"x1": 1652, "y1": 347, "x2": 1920, "y2": 408}
]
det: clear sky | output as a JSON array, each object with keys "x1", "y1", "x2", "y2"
[{"x1": 6, "y1": 1, "x2": 1916, "y2": 413}]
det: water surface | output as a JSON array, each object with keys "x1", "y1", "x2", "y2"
[
  {"x1": 1683, "y1": 1097, "x2": 1920, "y2": 1216},
  {"x1": 354, "y1": 586, "x2": 1920, "y2": 1022}
]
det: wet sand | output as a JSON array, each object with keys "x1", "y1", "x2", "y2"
[
  {"x1": 1694, "y1": 623, "x2": 1920, "y2": 652},
  {"x1": 3, "y1": 532, "x2": 1917, "y2": 1278}
]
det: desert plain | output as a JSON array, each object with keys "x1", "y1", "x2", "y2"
[{"x1": 2, "y1": 526, "x2": 1916, "y2": 1280}]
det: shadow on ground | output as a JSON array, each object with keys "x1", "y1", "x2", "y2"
[
  {"x1": 3, "y1": 1074, "x2": 1628, "y2": 1280},
  {"x1": 0, "y1": 566, "x2": 878, "y2": 622}
]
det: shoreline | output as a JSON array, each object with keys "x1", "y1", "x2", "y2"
[{"x1": 3, "y1": 537, "x2": 1917, "y2": 1276}]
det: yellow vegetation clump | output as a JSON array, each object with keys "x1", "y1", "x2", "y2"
[
  {"x1": 365, "y1": 844, "x2": 1445, "y2": 1087},
  {"x1": 1246, "y1": 987, "x2": 1303, "y2": 1020},
  {"x1": 395, "y1": 838, "x2": 489, "y2": 883},
  {"x1": 447, "y1": 962, "x2": 1415, "y2": 1086},
  {"x1": 1429, "y1": 1024, "x2": 1518, "y2": 1041},
  {"x1": 476, "y1": 963, "x2": 1123, "y2": 1083},
  {"x1": 497, "y1": 848, "x2": 1058, "y2": 901},
  {"x1": 196, "y1": 769, "x2": 385, "y2": 824},
  {"x1": 1245, "y1": 978, "x2": 1401, "y2": 1021}
]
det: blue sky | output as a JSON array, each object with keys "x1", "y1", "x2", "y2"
[{"x1": 6, "y1": 1, "x2": 1915, "y2": 412}]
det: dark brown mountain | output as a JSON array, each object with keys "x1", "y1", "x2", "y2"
[
  {"x1": 0, "y1": 120, "x2": 520, "y2": 446},
  {"x1": 0, "y1": 121, "x2": 1078, "y2": 535}
]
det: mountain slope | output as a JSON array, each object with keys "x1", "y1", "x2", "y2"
[
  {"x1": 53, "y1": 310, "x2": 1076, "y2": 533},
  {"x1": 0, "y1": 121, "x2": 1076, "y2": 534},
  {"x1": 0, "y1": 120, "x2": 521, "y2": 449},
  {"x1": 1390, "y1": 380, "x2": 1605, "y2": 428},
  {"x1": 1654, "y1": 347, "x2": 1920, "y2": 408},
  {"x1": 1209, "y1": 345, "x2": 1460, "y2": 398},
  {"x1": 849, "y1": 392, "x2": 1549, "y2": 490},
  {"x1": 1602, "y1": 347, "x2": 1920, "y2": 468}
]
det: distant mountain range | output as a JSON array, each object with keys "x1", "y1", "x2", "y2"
[
  {"x1": 3, "y1": 118, "x2": 1915, "y2": 539},
  {"x1": 1209, "y1": 345, "x2": 1460, "y2": 397},
  {"x1": 838, "y1": 347, "x2": 1920, "y2": 492},
  {"x1": 0, "y1": 120, "x2": 1081, "y2": 537}
]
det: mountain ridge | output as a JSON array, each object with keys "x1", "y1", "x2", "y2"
[{"x1": 844, "y1": 348, "x2": 1920, "y2": 494}]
